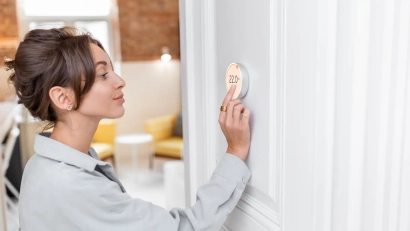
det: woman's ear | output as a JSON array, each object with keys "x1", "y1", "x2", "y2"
[{"x1": 49, "y1": 87, "x2": 74, "y2": 110}]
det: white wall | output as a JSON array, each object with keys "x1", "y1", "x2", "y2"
[
  {"x1": 115, "y1": 60, "x2": 182, "y2": 135},
  {"x1": 180, "y1": 0, "x2": 410, "y2": 230}
]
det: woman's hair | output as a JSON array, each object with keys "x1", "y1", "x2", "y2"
[{"x1": 4, "y1": 26, "x2": 106, "y2": 128}]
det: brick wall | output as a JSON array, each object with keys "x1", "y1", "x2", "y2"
[
  {"x1": 0, "y1": 0, "x2": 180, "y2": 61},
  {"x1": 0, "y1": 0, "x2": 19, "y2": 59},
  {"x1": 117, "y1": 0, "x2": 180, "y2": 61}
]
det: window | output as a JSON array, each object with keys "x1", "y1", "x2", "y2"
[
  {"x1": 74, "y1": 21, "x2": 110, "y2": 55},
  {"x1": 28, "y1": 21, "x2": 65, "y2": 30},
  {"x1": 23, "y1": 0, "x2": 111, "y2": 17},
  {"x1": 18, "y1": 0, "x2": 118, "y2": 63}
]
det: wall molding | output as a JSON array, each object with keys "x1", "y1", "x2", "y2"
[
  {"x1": 311, "y1": 0, "x2": 338, "y2": 230},
  {"x1": 240, "y1": 193, "x2": 280, "y2": 226},
  {"x1": 180, "y1": 0, "x2": 206, "y2": 205},
  {"x1": 382, "y1": 0, "x2": 410, "y2": 229},
  {"x1": 201, "y1": 0, "x2": 218, "y2": 179},
  {"x1": 269, "y1": 0, "x2": 285, "y2": 204}
]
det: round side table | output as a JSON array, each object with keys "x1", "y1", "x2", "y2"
[{"x1": 115, "y1": 133, "x2": 154, "y2": 172}]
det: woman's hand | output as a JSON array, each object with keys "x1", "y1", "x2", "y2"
[{"x1": 218, "y1": 85, "x2": 251, "y2": 161}]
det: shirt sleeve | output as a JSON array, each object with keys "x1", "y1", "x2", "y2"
[
  {"x1": 168, "y1": 153, "x2": 251, "y2": 230},
  {"x1": 66, "y1": 153, "x2": 251, "y2": 231}
]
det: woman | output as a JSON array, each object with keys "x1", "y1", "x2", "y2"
[{"x1": 5, "y1": 26, "x2": 251, "y2": 231}]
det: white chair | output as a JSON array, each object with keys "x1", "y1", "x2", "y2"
[
  {"x1": 0, "y1": 103, "x2": 21, "y2": 229},
  {"x1": 2, "y1": 117, "x2": 20, "y2": 208}
]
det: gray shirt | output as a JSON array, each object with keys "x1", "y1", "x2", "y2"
[{"x1": 19, "y1": 134, "x2": 251, "y2": 230}]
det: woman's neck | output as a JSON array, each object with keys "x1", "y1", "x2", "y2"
[{"x1": 49, "y1": 117, "x2": 99, "y2": 154}]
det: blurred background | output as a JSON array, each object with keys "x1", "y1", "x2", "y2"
[{"x1": 0, "y1": 0, "x2": 185, "y2": 230}]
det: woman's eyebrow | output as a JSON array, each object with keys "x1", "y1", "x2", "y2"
[{"x1": 95, "y1": 60, "x2": 107, "y2": 67}]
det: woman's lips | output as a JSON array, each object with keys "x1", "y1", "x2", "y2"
[{"x1": 114, "y1": 94, "x2": 125, "y2": 102}]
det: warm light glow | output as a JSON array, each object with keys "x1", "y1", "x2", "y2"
[
  {"x1": 161, "y1": 54, "x2": 172, "y2": 62},
  {"x1": 161, "y1": 46, "x2": 171, "y2": 62}
]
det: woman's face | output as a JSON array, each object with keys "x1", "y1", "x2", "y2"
[{"x1": 76, "y1": 43, "x2": 126, "y2": 119}]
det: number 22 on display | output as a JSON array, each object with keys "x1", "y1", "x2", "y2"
[{"x1": 229, "y1": 75, "x2": 239, "y2": 83}]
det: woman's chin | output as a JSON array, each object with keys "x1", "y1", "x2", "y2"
[{"x1": 106, "y1": 108, "x2": 125, "y2": 119}]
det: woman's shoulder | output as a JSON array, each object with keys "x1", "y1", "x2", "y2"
[
  {"x1": 21, "y1": 153, "x2": 97, "y2": 194},
  {"x1": 21, "y1": 153, "x2": 122, "y2": 196}
]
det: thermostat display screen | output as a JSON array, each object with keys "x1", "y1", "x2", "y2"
[{"x1": 225, "y1": 63, "x2": 249, "y2": 99}]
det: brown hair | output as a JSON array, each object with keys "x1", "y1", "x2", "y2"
[{"x1": 4, "y1": 26, "x2": 106, "y2": 128}]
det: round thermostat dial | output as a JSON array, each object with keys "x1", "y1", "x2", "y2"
[{"x1": 225, "y1": 63, "x2": 249, "y2": 99}]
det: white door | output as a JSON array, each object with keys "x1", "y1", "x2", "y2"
[{"x1": 179, "y1": 0, "x2": 410, "y2": 230}]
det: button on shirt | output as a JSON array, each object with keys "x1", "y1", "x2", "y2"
[{"x1": 19, "y1": 134, "x2": 251, "y2": 231}]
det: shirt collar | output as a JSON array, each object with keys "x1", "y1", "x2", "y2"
[{"x1": 34, "y1": 133, "x2": 108, "y2": 172}]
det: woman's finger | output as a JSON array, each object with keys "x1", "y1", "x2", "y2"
[
  {"x1": 219, "y1": 85, "x2": 237, "y2": 125},
  {"x1": 226, "y1": 99, "x2": 242, "y2": 126},
  {"x1": 233, "y1": 104, "x2": 244, "y2": 125},
  {"x1": 222, "y1": 85, "x2": 236, "y2": 105},
  {"x1": 241, "y1": 108, "x2": 250, "y2": 126}
]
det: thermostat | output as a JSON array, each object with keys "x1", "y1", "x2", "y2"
[{"x1": 225, "y1": 63, "x2": 249, "y2": 99}]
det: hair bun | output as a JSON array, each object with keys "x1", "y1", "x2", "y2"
[{"x1": 4, "y1": 57, "x2": 15, "y2": 71}]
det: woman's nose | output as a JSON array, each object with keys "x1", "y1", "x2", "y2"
[{"x1": 116, "y1": 75, "x2": 126, "y2": 89}]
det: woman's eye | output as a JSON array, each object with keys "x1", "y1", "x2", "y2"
[{"x1": 101, "y1": 72, "x2": 108, "y2": 79}]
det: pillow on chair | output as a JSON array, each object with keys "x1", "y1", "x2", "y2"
[{"x1": 172, "y1": 113, "x2": 183, "y2": 137}]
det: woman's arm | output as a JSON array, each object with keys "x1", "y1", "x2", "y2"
[
  {"x1": 62, "y1": 152, "x2": 250, "y2": 231},
  {"x1": 168, "y1": 153, "x2": 251, "y2": 230}
]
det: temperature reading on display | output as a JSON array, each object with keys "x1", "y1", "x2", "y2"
[
  {"x1": 225, "y1": 62, "x2": 249, "y2": 99},
  {"x1": 229, "y1": 75, "x2": 239, "y2": 83}
]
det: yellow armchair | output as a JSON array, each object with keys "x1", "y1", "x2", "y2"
[{"x1": 144, "y1": 114, "x2": 183, "y2": 168}]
